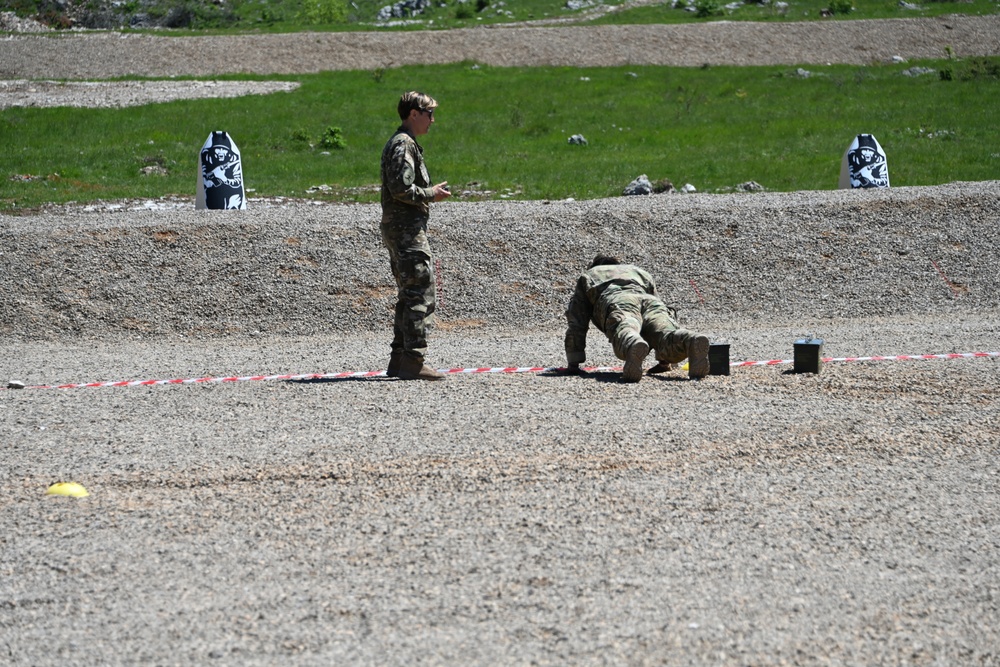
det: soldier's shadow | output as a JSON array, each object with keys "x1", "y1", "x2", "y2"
[
  {"x1": 538, "y1": 370, "x2": 690, "y2": 384},
  {"x1": 287, "y1": 376, "x2": 393, "y2": 385},
  {"x1": 582, "y1": 371, "x2": 622, "y2": 384},
  {"x1": 537, "y1": 369, "x2": 616, "y2": 382},
  {"x1": 645, "y1": 374, "x2": 694, "y2": 382}
]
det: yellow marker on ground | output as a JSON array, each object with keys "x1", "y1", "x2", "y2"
[{"x1": 46, "y1": 482, "x2": 89, "y2": 498}]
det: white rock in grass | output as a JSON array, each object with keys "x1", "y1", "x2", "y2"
[{"x1": 622, "y1": 174, "x2": 653, "y2": 196}]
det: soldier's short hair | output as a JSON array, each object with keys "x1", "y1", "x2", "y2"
[
  {"x1": 589, "y1": 254, "x2": 623, "y2": 268},
  {"x1": 398, "y1": 91, "x2": 438, "y2": 120}
]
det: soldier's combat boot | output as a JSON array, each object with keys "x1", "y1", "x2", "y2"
[
  {"x1": 622, "y1": 340, "x2": 650, "y2": 383},
  {"x1": 397, "y1": 355, "x2": 446, "y2": 381},
  {"x1": 646, "y1": 360, "x2": 673, "y2": 375},
  {"x1": 687, "y1": 334, "x2": 710, "y2": 379},
  {"x1": 386, "y1": 350, "x2": 402, "y2": 377}
]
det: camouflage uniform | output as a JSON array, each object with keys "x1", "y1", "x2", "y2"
[
  {"x1": 565, "y1": 263, "x2": 698, "y2": 367},
  {"x1": 380, "y1": 126, "x2": 437, "y2": 361}
]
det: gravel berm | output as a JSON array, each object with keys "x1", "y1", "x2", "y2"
[{"x1": 2, "y1": 18, "x2": 1000, "y2": 667}]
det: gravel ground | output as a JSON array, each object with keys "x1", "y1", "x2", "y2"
[
  {"x1": 2, "y1": 19, "x2": 1000, "y2": 667},
  {"x1": 3, "y1": 184, "x2": 999, "y2": 666},
  {"x1": 0, "y1": 78, "x2": 300, "y2": 109}
]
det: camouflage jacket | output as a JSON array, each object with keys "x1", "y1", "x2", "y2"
[
  {"x1": 564, "y1": 264, "x2": 659, "y2": 364},
  {"x1": 380, "y1": 127, "x2": 434, "y2": 224}
]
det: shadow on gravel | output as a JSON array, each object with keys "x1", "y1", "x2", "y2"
[
  {"x1": 645, "y1": 375, "x2": 695, "y2": 382},
  {"x1": 538, "y1": 369, "x2": 669, "y2": 384},
  {"x1": 780, "y1": 369, "x2": 819, "y2": 376},
  {"x1": 538, "y1": 369, "x2": 699, "y2": 383},
  {"x1": 287, "y1": 376, "x2": 392, "y2": 385}
]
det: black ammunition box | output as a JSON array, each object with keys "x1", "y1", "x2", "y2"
[
  {"x1": 793, "y1": 337, "x2": 824, "y2": 374},
  {"x1": 708, "y1": 342, "x2": 730, "y2": 376}
]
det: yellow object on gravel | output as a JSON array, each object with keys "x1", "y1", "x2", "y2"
[{"x1": 46, "y1": 482, "x2": 89, "y2": 498}]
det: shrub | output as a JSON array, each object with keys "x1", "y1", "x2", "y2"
[
  {"x1": 694, "y1": 0, "x2": 722, "y2": 18},
  {"x1": 299, "y1": 0, "x2": 348, "y2": 25},
  {"x1": 319, "y1": 126, "x2": 346, "y2": 150},
  {"x1": 829, "y1": 0, "x2": 853, "y2": 15},
  {"x1": 944, "y1": 58, "x2": 1000, "y2": 81},
  {"x1": 258, "y1": 5, "x2": 285, "y2": 25},
  {"x1": 157, "y1": 0, "x2": 237, "y2": 29}
]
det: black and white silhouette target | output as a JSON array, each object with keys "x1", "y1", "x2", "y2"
[
  {"x1": 839, "y1": 133, "x2": 889, "y2": 189},
  {"x1": 196, "y1": 131, "x2": 246, "y2": 209}
]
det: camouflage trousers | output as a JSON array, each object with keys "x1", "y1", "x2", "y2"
[
  {"x1": 599, "y1": 292, "x2": 695, "y2": 364},
  {"x1": 381, "y1": 219, "x2": 436, "y2": 360}
]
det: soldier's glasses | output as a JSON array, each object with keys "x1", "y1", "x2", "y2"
[{"x1": 418, "y1": 108, "x2": 434, "y2": 118}]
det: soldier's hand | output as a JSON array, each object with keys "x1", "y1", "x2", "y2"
[{"x1": 432, "y1": 182, "x2": 452, "y2": 202}]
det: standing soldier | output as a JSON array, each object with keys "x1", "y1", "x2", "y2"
[
  {"x1": 380, "y1": 91, "x2": 452, "y2": 380},
  {"x1": 564, "y1": 254, "x2": 711, "y2": 382}
]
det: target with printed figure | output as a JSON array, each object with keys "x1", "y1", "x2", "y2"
[
  {"x1": 839, "y1": 133, "x2": 889, "y2": 189},
  {"x1": 196, "y1": 131, "x2": 246, "y2": 209}
]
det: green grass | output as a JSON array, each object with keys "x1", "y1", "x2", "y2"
[
  {"x1": 2, "y1": 57, "x2": 998, "y2": 210},
  {"x1": 5, "y1": 0, "x2": 999, "y2": 33},
  {"x1": 593, "y1": 0, "x2": 1000, "y2": 26}
]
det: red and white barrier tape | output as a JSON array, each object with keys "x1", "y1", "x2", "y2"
[
  {"x1": 3, "y1": 351, "x2": 996, "y2": 391},
  {"x1": 732, "y1": 351, "x2": 998, "y2": 367}
]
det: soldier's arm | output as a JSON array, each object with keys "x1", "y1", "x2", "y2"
[
  {"x1": 564, "y1": 279, "x2": 592, "y2": 367},
  {"x1": 385, "y1": 142, "x2": 434, "y2": 205}
]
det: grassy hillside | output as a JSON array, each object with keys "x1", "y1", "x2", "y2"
[
  {"x1": 2, "y1": 1, "x2": 997, "y2": 209},
  {"x1": 2, "y1": 57, "x2": 998, "y2": 210}
]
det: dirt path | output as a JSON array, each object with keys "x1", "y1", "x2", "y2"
[{"x1": 2, "y1": 14, "x2": 999, "y2": 81}]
